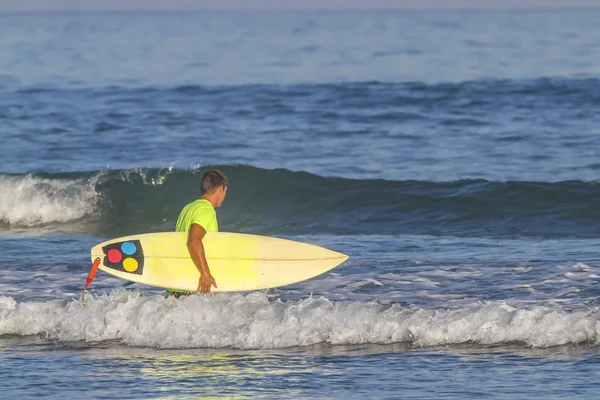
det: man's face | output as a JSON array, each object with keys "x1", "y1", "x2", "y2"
[{"x1": 216, "y1": 185, "x2": 227, "y2": 208}]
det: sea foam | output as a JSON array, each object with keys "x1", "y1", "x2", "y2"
[
  {"x1": 0, "y1": 173, "x2": 98, "y2": 227},
  {"x1": 1, "y1": 290, "x2": 599, "y2": 349}
]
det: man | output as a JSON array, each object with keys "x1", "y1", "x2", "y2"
[{"x1": 172, "y1": 169, "x2": 228, "y2": 295}]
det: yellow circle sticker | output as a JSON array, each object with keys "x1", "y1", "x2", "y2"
[{"x1": 123, "y1": 257, "x2": 139, "y2": 272}]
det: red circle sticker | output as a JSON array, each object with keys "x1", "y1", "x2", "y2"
[{"x1": 107, "y1": 249, "x2": 123, "y2": 263}]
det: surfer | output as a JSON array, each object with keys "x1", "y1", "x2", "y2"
[{"x1": 170, "y1": 169, "x2": 228, "y2": 296}]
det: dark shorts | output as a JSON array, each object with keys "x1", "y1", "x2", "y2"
[{"x1": 165, "y1": 289, "x2": 192, "y2": 298}]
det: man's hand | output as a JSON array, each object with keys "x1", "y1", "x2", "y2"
[{"x1": 197, "y1": 273, "x2": 217, "y2": 293}]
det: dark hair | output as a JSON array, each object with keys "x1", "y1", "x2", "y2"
[{"x1": 201, "y1": 169, "x2": 228, "y2": 195}]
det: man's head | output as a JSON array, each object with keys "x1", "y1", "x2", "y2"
[{"x1": 201, "y1": 169, "x2": 228, "y2": 208}]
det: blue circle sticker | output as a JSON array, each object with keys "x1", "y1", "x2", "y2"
[{"x1": 121, "y1": 242, "x2": 137, "y2": 255}]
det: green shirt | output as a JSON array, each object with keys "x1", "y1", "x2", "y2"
[{"x1": 175, "y1": 199, "x2": 218, "y2": 233}]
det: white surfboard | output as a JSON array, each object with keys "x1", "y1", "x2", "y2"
[{"x1": 90, "y1": 232, "x2": 348, "y2": 292}]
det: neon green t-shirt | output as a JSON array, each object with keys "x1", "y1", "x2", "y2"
[{"x1": 175, "y1": 199, "x2": 218, "y2": 233}]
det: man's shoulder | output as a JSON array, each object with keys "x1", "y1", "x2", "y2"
[
  {"x1": 184, "y1": 199, "x2": 209, "y2": 209},
  {"x1": 188, "y1": 199, "x2": 216, "y2": 215}
]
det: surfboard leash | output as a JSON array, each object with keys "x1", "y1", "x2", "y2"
[{"x1": 82, "y1": 257, "x2": 101, "y2": 308}]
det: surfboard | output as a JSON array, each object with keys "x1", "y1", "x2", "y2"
[{"x1": 89, "y1": 232, "x2": 348, "y2": 292}]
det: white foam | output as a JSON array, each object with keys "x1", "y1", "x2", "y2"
[
  {"x1": 1, "y1": 290, "x2": 599, "y2": 349},
  {"x1": 0, "y1": 174, "x2": 98, "y2": 227},
  {"x1": 573, "y1": 263, "x2": 591, "y2": 272}
]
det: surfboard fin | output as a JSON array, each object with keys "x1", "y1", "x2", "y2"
[{"x1": 82, "y1": 257, "x2": 101, "y2": 308}]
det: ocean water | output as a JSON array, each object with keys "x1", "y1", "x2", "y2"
[{"x1": 2, "y1": 9, "x2": 600, "y2": 399}]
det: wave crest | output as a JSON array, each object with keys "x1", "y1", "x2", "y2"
[
  {"x1": 0, "y1": 173, "x2": 98, "y2": 228},
  {"x1": 1, "y1": 291, "x2": 598, "y2": 349},
  {"x1": 2, "y1": 166, "x2": 600, "y2": 238}
]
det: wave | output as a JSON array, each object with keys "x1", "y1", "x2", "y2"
[
  {"x1": 2, "y1": 166, "x2": 600, "y2": 238},
  {"x1": 5, "y1": 77, "x2": 600, "y2": 129},
  {"x1": 0, "y1": 172, "x2": 99, "y2": 228},
  {"x1": 1, "y1": 290, "x2": 598, "y2": 349},
  {"x1": 10, "y1": 76, "x2": 600, "y2": 97}
]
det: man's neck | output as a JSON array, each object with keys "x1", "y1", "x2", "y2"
[{"x1": 200, "y1": 195, "x2": 217, "y2": 209}]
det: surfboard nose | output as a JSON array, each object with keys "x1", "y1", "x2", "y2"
[
  {"x1": 329, "y1": 249, "x2": 349, "y2": 262},
  {"x1": 319, "y1": 247, "x2": 348, "y2": 262}
]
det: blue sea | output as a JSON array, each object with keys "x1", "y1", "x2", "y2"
[{"x1": 2, "y1": 9, "x2": 600, "y2": 399}]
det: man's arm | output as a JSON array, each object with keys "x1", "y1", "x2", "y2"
[{"x1": 187, "y1": 223, "x2": 217, "y2": 293}]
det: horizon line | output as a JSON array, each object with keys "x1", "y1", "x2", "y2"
[{"x1": 1, "y1": 5, "x2": 600, "y2": 14}]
